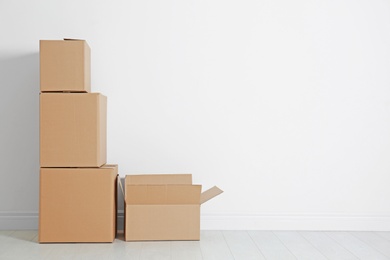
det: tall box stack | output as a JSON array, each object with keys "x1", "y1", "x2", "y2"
[{"x1": 39, "y1": 39, "x2": 117, "y2": 243}]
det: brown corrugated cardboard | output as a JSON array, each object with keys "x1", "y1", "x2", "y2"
[
  {"x1": 40, "y1": 39, "x2": 91, "y2": 92},
  {"x1": 200, "y1": 186, "x2": 223, "y2": 204},
  {"x1": 124, "y1": 174, "x2": 223, "y2": 241},
  {"x1": 126, "y1": 174, "x2": 193, "y2": 185},
  {"x1": 40, "y1": 93, "x2": 107, "y2": 167},
  {"x1": 39, "y1": 165, "x2": 118, "y2": 243}
]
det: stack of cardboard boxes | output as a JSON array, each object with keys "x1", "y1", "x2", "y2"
[
  {"x1": 38, "y1": 39, "x2": 223, "y2": 243},
  {"x1": 39, "y1": 39, "x2": 118, "y2": 243}
]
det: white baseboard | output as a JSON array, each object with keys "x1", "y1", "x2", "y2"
[
  {"x1": 200, "y1": 213, "x2": 390, "y2": 231},
  {"x1": 2, "y1": 211, "x2": 390, "y2": 231},
  {"x1": 0, "y1": 212, "x2": 38, "y2": 230}
]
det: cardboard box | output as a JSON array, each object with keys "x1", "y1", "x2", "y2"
[
  {"x1": 40, "y1": 93, "x2": 107, "y2": 167},
  {"x1": 40, "y1": 39, "x2": 91, "y2": 92},
  {"x1": 39, "y1": 165, "x2": 118, "y2": 243},
  {"x1": 123, "y1": 174, "x2": 223, "y2": 241}
]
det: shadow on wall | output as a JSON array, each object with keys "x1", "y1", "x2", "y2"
[{"x1": 0, "y1": 53, "x2": 40, "y2": 215}]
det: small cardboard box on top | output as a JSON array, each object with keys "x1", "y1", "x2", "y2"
[
  {"x1": 123, "y1": 174, "x2": 223, "y2": 241},
  {"x1": 40, "y1": 39, "x2": 91, "y2": 92},
  {"x1": 39, "y1": 165, "x2": 118, "y2": 243},
  {"x1": 40, "y1": 92, "x2": 106, "y2": 167}
]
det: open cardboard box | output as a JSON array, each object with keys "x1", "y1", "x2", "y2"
[{"x1": 122, "y1": 174, "x2": 223, "y2": 241}]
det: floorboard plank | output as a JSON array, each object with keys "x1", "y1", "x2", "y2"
[
  {"x1": 375, "y1": 232, "x2": 390, "y2": 242},
  {"x1": 248, "y1": 231, "x2": 297, "y2": 260},
  {"x1": 326, "y1": 231, "x2": 389, "y2": 260},
  {"x1": 0, "y1": 230, "x2": 14, "y2": 236},
  {"x1": 223, "y1": 230, "x2": 265, "y2": 260},
  {"x1": 74, "y1": 243, "x2": 119, "y2": 259},
  {"x1": 299, "y1": 231, "x2": 358, "y2": 260},
  {"x1": 351, "y1": 232, "x2": 390, "y2": 258},
  {"x1": 171, "y1": 241, "x2": 203, "y2": 260},
  {"x1": 273, "y1": 231, "x2": 327, "y2": 260},
  {"x1": 139, "y1": 241, "x2": 171, "y2": 260},
  {"x1": 9, "y1": 230, "x2": 37, "y2": 241},
  {"x1": 199, "y1": 230, "x2": 234, "y2": 260},
  {"x1": 121, "y1": 241, "x2": 143, "y2": 259},
  {"x1": 1, "y1": 238, "x2": 79, "y2": 259}
]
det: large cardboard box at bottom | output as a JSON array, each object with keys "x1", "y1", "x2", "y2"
[
  {"x1": 39, "y1": 165, "x2": 118, "y2": 243},
  {"x1": 123, "y1": 174, "x2": 223, "y2": 241}
]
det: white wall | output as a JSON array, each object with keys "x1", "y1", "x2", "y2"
[{"x1": 1, "y1": 0, "x2": 390, "y2": 230}]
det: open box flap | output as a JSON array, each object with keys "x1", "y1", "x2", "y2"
[
  {"x1": 200, "y1": 186, "x2": 223, "y2": 204},
  {"x1": 126, "y1": 184, "x2": 201, "y2": 205},
  {"x1": 126, "y1": 174, "x2": 192, "y2": 185}
]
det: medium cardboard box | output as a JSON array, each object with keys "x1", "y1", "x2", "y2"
[
  {"x1": 40, "y1": 93, "x2": 106, "y2": 167},
  {"x1": 123, "y1": 174, "x2": 223, "y2": 241},
  {"x1": 39, "y1": 165, "x2": 118, "y2": 243},
  {"x1": 40, "y1": 39, "x2": 91, "y2": 92}
]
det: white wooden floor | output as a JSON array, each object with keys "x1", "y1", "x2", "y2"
[{"x1": 1, "y1": 230, "x2": 390, "y2": 260}]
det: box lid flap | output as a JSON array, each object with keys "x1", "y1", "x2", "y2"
[
  {"x1": 200, "y1": 186, "x2": 223, "y2": 204},
  {"x1": 126, "y1": 185, "x2": 201, "y2": 205},
  {"x1": 125, "y1": 174, "x2": 192, "y2": 185}
]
